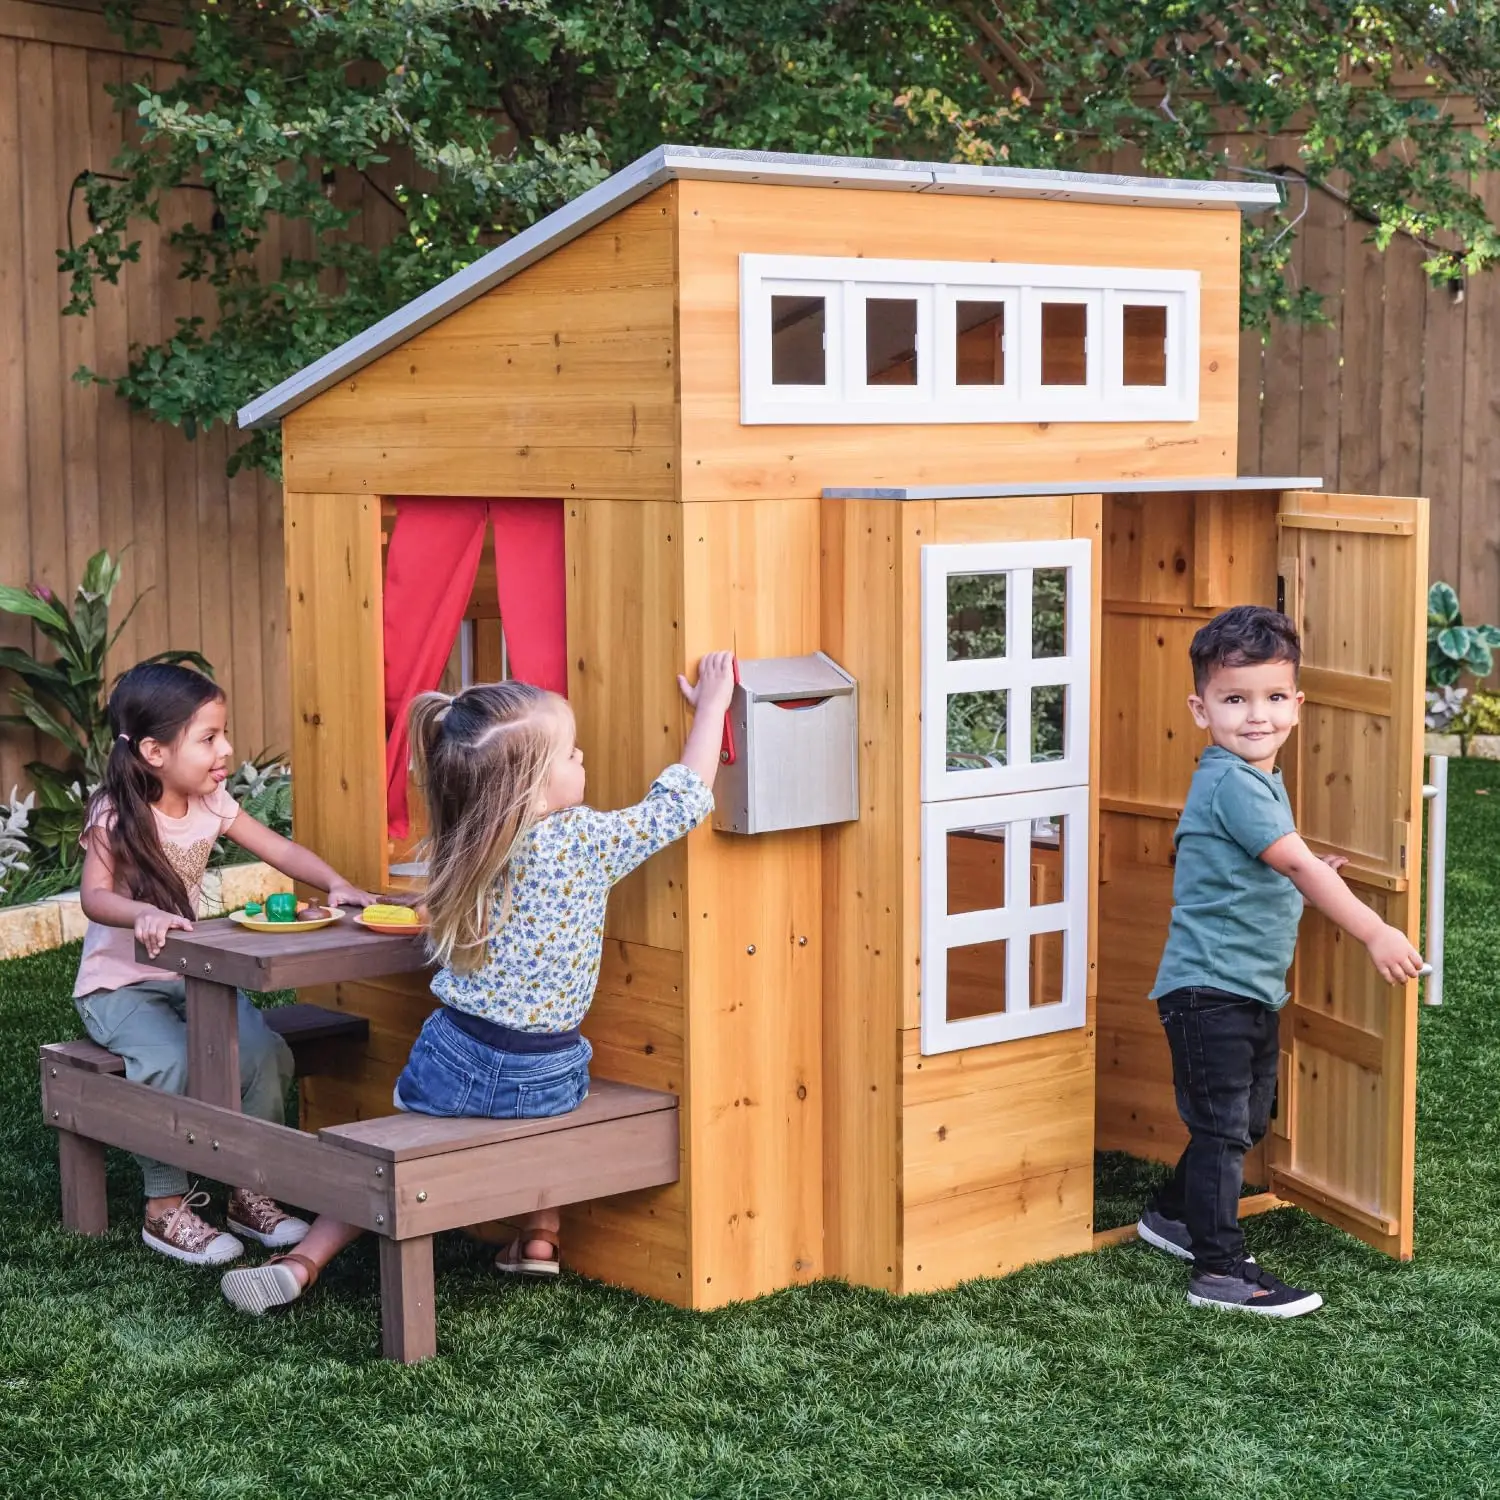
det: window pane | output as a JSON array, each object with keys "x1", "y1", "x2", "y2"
[
  {"x1": 1030, "y1": 814, "x2": 1066, "y2": 906},
  {"x1": 1040, "y1": 302, "x2": 1088, "y2": 386},
  {"x1": 948, "y1": 939, "x2": 1008, "y2": 1022},
  {"x1": 948, "y1": 826, "x2": 1006, "y2": 915},
  {"x1": 866, "y1": 298, "x2": 918, "y2": 386},
  {"x1": 1032, "y1": 685, "x2": 1066, "y2": 763},
  {"x1": 1122, "y1": 303, "x2": 1168, "y2": 386},
  {"x1": 1032, "y1": 567, "x2": 1067, "y2": 659},
  {"x1": 956, "y1": 300, "x2": 1006, "y2": 385},
  {"x1": 947, "y1": 572, "x2": 1006, "y2": 661},
  {"x1": 771, "y1": 295, "x2": 826, "y2": 385},
  {"x1": 947, "y1": 690, "x2": 1008, "y2": 771},
  {"x1": 1029, "y1": 930, "x2": 1065, "y2": 1008}
]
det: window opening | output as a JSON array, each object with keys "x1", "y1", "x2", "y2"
[
  {"x1": 1040, "y1": 302, "x2": 1088, "y2": 386},
  {"x1": 1122, "y1": 302, "x2": 1169, "y2": 386},
  {"x1": 865, "y1": 298, "x2": 919, "y2": 386},
  {"x1": 955, "y1": 300, "x2": 1006, "y2": 385},
  {"x1": 771, "y1": 295, "x2": 826, "y2": 385}
]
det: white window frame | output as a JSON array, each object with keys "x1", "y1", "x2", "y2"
[
  {"x1": 740, "y1": 254, "x2": 1199, "y2": 425},
  {"x1": 921, "y1": 539, "x2": 1092, "y2": 802},
  {"x1": 743, "y1": 276, "x2": 845, "y2": 413},
  {"x1": 1105, "y1": 289, "x2": 1194, "y2": 418},
  {"x1": 920, "y1": 786, "x2": 1090, "y2": 1054},
  {"x1": 846, "y1": 282, "x2": 933, "y2": 409},
  {"x1": 934, "y1": 286, "x2": 1020, "y2": 416}
]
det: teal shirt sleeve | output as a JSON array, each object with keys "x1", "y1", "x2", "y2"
[{"x1": 1210, "y1": 765, "x2": 1296, "y2": 860}]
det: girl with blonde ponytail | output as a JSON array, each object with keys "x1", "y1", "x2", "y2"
[{"x1": 221, "y1": 652, "x2": 736, "y2": 1316}]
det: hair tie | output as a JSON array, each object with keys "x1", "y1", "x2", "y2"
[
  {"x1": 434, "y1": 691, "x2": 457, "y2": 724},
  {"x1": 116, "y1": 733, "x2": 131, "y2": 746}
]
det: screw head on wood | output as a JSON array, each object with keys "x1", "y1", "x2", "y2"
[
  {"x1": 186, "y1": 1132, "x2": 195, "y2": 1144},
  {"x1": 375, "y1": 1214, "x2": 385, "y2": 1225},
  {"x1": 416, "y1": 1191, "x2": 427, "y2": 1203},
  {"x1": 747, "y1": 944, "x2": 757, "y2": 955},
  {"x1": 49, "y1": 1068, "x2": 56, "y2": 1077},
  {"x1": 51, "y1": 1110, "x2": 59, "y2": 1120},
  {"x1": 179, "y1": 959, "x2": 188, "y2": 970},
  {"x1": 203, "y1": 963, "x2": 212, "y2": 974},
  {"x1": 211, "y1": 1140, "x2": 220, "y2": 1151},
  {"x1": 798, "y1": 936, "x2": 808, "y2": 946},
  {"x1": 375, "y1": 1166, "x2": 385, "y2": 1178}
]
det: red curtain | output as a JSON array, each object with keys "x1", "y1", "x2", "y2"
[{"x1": 382, "y1": 497, "x2": 567, "y2": 838}]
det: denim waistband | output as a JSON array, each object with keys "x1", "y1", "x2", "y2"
[{"x1": 441, "y1": 1005, "x2": 582, "y2": 1054}]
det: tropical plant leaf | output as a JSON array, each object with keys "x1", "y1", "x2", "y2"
[
  {"x1": 105, "y1": 587, "x2": 151, "y2": 655},
  {"x1": 1429, "y1": 581, "x2": 1462, "y2": 628},
  {"x1": 10, "y1": 691, "x2": 87, "y2": 763},
  {"x1": 0, "y1": 585, "x2": 71, "y2": 636},
  {"x1": 0, "y1": 648, "x2": 75, "y2": 695},
  {"x1": 1437, "y1": 626, "x2": 1473, "y2": 661},
  {"x1": 1466, "y1": 638, "x2": 1495, "y2": 677},
  {"x1": 1477, "y1": 625, "x2": 1500, "y2": 649}
]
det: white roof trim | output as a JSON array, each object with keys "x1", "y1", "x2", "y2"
[
  {"x1": 823, "y1": 476, "x2": 1323, "y2": 500},
  {"x1": 238, "y1": 145, "x2": 1280, "y2": 430}
]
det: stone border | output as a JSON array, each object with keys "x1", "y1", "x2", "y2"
[
  {"x1": 1425, "y1": 733, "x2": 1500, "y2": 760},
  {"x1": 0, "y1": 862, "x2": 293, "y2": 963}
]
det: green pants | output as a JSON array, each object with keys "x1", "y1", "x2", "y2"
[{"x1": 75, "y1": 978, "x2": 294, "y2": 1199}]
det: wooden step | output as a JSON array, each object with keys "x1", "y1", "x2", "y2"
[
  {"x1": 319, "y1": 1078, "x2": 678, "y2": 1161},
  {"x1": 42, "y1": 1002, "x2": 370, "y2": 1079}
]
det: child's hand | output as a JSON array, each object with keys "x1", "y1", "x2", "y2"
[
  {"x1": 679, "y1": 651, "x2": 736, "y2": 717},
  {"x1": 328, "y1": 880, "x2": 378, "y2": 909},
  {"x1": 135, "y1": 907, "x2": 192, "y2": 959},
  {"x1": 1320, "y1": 852, "x2": 1350, "y2": 871},
  {"x1": 1365, "y1": 922, "x2": 1424, "y2": 985}
]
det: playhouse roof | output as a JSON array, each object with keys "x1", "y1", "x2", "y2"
[{"x1": 237, "y1": 144, "x2": 1281, "y2": 431}]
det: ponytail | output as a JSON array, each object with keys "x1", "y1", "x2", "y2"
[{"x1": 92, "y1": 663, "x2": 224, "y2": 916}]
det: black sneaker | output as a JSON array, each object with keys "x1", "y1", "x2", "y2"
[
  {"x1": 1187, "y1": 1261, "x2": 1323, "y2": 1318},
  {"x1": 1136, "y1": 1208, "x2": 1193, "y2": 1261}
]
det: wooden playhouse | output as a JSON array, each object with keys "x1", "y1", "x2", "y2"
[{"x1": 240, "y1": 145, "x2": 1430, "y2": 1308}]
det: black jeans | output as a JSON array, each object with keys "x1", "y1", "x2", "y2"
[{"x1": 1151, "y1": 987, "x2": 1280, "y2": 1273}]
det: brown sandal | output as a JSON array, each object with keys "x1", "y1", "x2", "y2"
[
  {"x1": 220, "y1": 1251, "x2": 319, "y2": 1315},
  {"x1": 494, "y1": 1228, "x2": 561, "y2": 1278}
]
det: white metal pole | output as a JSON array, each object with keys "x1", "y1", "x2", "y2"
[{"x1": 1422, "y1": 756, "x2": 1448, "y2": 1008}]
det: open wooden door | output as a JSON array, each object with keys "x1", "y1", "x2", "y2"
[{"x1": 1271, "y1": 490, "x2": 1428, "y2": 1258}]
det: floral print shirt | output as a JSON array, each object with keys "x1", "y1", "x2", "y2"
[{"x1": 432, "y1": 763, "x2": 713, "y2": 1032}]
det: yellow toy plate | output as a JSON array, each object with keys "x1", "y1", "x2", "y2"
[{"x1": 228, "y1": 908, "x2": 344, "y2": 934}]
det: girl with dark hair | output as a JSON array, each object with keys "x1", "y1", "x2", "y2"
[{"x1": 75, "y1": 662, "x2": 377, "y2": 1267}]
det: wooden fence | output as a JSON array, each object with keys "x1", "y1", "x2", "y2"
[{"x1": 1, "y1": 1, "x2": 1496, "y2": 795}]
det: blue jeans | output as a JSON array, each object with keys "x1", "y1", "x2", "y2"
[
  {"x1": 394, "y1": 1007, "x2": 592, "y2": 1119},
  {"x1": 1152, "y1": 986, "x2": 1280, "y2": 1273}
]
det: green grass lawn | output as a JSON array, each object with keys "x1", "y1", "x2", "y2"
[{"x1": 5, "y1": 765, "x2": 1500, "y2": 1498}]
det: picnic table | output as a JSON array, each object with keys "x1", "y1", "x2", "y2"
[{"x1": 40, "y1": 910, "x2": 680, "y2": 1360}]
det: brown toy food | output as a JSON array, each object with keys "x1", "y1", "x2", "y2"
[{"x1": 297, "y1": 904, "x2": 331, "y2": 921}]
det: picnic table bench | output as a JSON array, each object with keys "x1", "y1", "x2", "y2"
[{"x1": 40, "y1": 912, "x2": 680, "y2": 1361}]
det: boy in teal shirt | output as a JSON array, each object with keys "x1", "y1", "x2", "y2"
[{"x1": 1135, "y1": 606, "x2": 1423, "y2": 1317}]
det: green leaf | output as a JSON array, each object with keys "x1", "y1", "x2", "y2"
[
  {"x1": 0, "y1": 586, "x2": 71, "y2": 636},
  {"x1": 1437, "y1": 626, "x2": 1473, "y2": 661},
  {"x1": 1466, "y1": 638, "x2": 1495, "y2": 677},
  {"x1": 1429, "y1": 581, "x2": 1462, "y2": 627}
]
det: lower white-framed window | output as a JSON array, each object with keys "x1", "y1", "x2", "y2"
[{"x1": 920, "y1": 786, "x2": 1090, "y2": 1054}]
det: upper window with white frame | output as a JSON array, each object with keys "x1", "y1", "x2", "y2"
[{"x1": 740, "y1": 254, "x2": 1199, "y2": 425}]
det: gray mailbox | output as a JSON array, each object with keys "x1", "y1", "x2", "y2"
[{"x1": 712, "y1": 652, "x2": 859, "y2": 836}]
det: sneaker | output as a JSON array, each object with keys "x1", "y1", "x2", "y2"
[
  {"x1": 226, "y1": 1188, "x2": 310, "y2": 1249},
  {"x1": 1187, "y1": 1261, "x2": 1323, "y2": 1318},
  {"x1": 143, "y1": 1188, "x2": 244, "y2": 1267},
  {"x1": 1136, "y1": 1208, "x2": 1193, "y2": 1261}
]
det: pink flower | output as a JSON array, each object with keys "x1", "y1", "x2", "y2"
[{"x1": 26, "y1": 583, "x2": 53, "y2": 603}]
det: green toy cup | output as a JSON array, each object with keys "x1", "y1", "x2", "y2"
[{"x1": 265, "y1": 892, "x2": 298, "y2": 923}]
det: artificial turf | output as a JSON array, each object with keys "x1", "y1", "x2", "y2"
[{"x1": 3, "y1": 764, "x2": 1500, "y2": 1498}]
